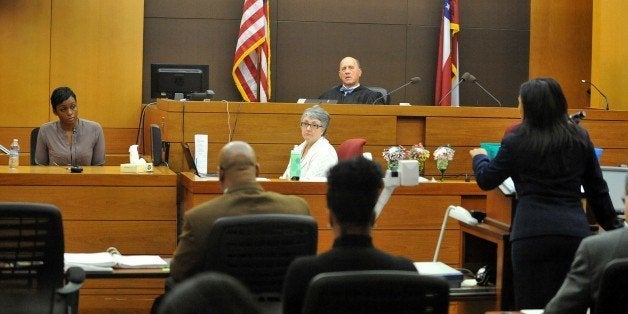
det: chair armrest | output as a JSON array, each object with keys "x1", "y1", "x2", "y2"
[{"x1": 56, "y1": 266, "x2": 86, "y2": 295}]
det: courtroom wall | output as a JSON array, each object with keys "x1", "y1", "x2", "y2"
[
  {"x1": 591, "y1": 0, "x2": 628, "y2": 111},
  {"x1": 143, "y1": 0, "x2": 530, "y2": 107}
]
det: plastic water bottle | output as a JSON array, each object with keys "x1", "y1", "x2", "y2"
[
  {"x1": 8, "y1": 139, "x2": 20, "y2": 169},
  {"x1": 289, "y1": 145, "x2": 301, "y2": 181}
]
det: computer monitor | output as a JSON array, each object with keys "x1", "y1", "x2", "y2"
[
  {"x1": 150, "y1": 64, "x2": 209, "y2": 100},
  {"x1": 601, "y1": 166, "x2": 628, "y2": 214}
]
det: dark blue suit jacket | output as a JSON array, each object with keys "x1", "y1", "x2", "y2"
[{"x1": 472, "y1": 128, "x2": 621, "y2": 241}]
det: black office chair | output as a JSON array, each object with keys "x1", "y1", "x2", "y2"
[
  {"x1": 368, "y1": 86, "x2": 390, "y2": 104},
  {"x1": 204, "y1": 214, "x2": 318, "y2": 309},
  {"x1": 30, "y1": 127, "x2": 40, "y2": 165},
  {"x1": 595, "y1": 257, "x2": 628, "y2": 314},
  {"x1": 0, "y1": 202, "x2": 85, "y2": 314},
  {"x1": 302, "y1": 270, "x2": 450, "y2": 314},
  {"x1": 159, "y1": 272, "x2": 263, "y2": 314}
]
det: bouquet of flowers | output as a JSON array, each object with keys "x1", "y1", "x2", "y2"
[
  {"x1": 382, "y1": 145, "x2": 407, "y2": 170},
  {"x1": 407, "y1": 143, "x2": 430, "y2": 175},
  {"x1": 433, "y1": 145, "x2": 455, "y2": 181}
]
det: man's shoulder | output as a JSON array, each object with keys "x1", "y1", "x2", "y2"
[{"x1": 583, "y1": 228, "x2": 628, "y2": 246}]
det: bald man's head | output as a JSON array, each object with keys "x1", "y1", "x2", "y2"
[{"x1": 218, "y1": 141, "x2": 259, "y2": 188}]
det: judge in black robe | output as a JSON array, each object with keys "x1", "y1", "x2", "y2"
[{"x1": 318, "y1": 56, "x2": 385, "y2": 105}]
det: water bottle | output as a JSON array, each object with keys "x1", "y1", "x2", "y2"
[
  {"x1": 289, "y1": 145, "x2": 301, "y2": 181},
  {"x1": 8, "y1": 139, "x2": 20, "y2": 169}
]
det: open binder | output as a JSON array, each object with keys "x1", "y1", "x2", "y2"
[{"x1": 64, "y1": 247, "x2": 168, "y2": 272}]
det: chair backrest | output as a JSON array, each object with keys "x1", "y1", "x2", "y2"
[
  {"x1": 595, "y1": 257, "x2": 628, "y2": 314},
  {"x1": 204, "y1": 214, "x2": 318, "y2": 296},
  {"x1": 30, "y1": 127, "x2": 40, "y2": 165},
  {"x1": 159, "y1": 272, "x2": 263, "y2": 314},
  {"x1": 0, "y1": 202, "x2": 66, "y2": 312},
  {"x1": 368, "y1": 86, "x2": 390, "y2": 104},
  {"x1": 302, "y1": 270, "x2": 450, "y2": 314},
  {"x1": 336, "y1": 138, "x2": 367, "y2": 160}
]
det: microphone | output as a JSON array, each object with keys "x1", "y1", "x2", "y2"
[
  {"x1": 438, "y1": 72, "x2": 472, "y2": 105},
  {"x1": 371, "y1": 76, "x2": 421, "y2": 105},
  {"x1": 467, "y1": 73, "x2": 502, "y2": 107},
  {"x1": 581, "y1": 80, "x2": 610, "y2": 110},
  {"x1": 569, "y1": 110, "x2": 586, "y2": 124}
]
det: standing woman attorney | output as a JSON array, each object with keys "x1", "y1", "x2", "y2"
[
  {"x1": 35, "y1": 87, "x2": 106, "y2": 166},
  {"x1": 281, "y1": 105, "x2": 338, "y2": 180},
  {"x1": 469, "y1": 78, "x2": 622, "y2": 309}
]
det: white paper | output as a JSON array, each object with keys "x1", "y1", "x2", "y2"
[
  {"x1": 64, "y1": 252, "x2": 168, "y2": 269},
  {"x1": 195, "y1": 134, "x2": 209, "y2": 176}
]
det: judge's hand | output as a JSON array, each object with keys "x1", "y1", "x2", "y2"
[{"x1": 469, "y1": 148, "x2": 488, "y2": 158}]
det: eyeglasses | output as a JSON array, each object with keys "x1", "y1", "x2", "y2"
[
  {"x1": 300, "y1": 122, "x2": 323, "y2": 129},
  {"x1": 57, "y1": 104, "x2": 78, "y2": 114}
]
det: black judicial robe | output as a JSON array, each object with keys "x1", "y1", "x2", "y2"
[{"x1": 318, "y1": 85, "x2": 385, "y2": 104}]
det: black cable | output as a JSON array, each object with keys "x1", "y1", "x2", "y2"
[
  {"x1": 229, "y1": 101, "x2": 243, "y2": 142},
  {"x1": 135, "y1": 103, "x2": 155, "y2": 147}
]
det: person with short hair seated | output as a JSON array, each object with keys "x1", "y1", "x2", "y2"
[
  {"x1": 282, "y1": 157, "x2": 416, "y2": 314},
  {"x1": 318, "y1": 56, "x2": 385, "y2": 104}
]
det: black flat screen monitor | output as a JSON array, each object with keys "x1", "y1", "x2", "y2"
[
  {"x1": 150, "y1": 64, "x2": 209, "y2": 99},
  {"x1": 150, "y1": 124, "x2": 164, "y2": 166}
]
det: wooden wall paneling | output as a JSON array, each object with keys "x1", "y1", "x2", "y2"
[
  {"x1": 50, "y1": 0, "x2": 144, "y2": 128},
  {"x1": 64, "y1": 221, "x2": 176, "y2": 255},
  {"x1": 591, "y1": 0, "x2": 628, "y2": 110},
  {"x1": 529, "y1": 0, "x2": 592, "y2": 109},
  {"x1": 425, "y1": 116, "x2": 520, "y2": 147},
  {"x1": 0, "y1": 186, "x2": 176, "y2": 221},
  {"x1": 0, "y1": 1, "x2": 51, "y2": 127}
]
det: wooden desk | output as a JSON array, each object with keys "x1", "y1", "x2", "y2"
[
  {"x1": 460, "y1": 189, "x2": 515, "y2": 311},
  {"x1": 0, "y1": 166, "x2": 178, "y2": 255},
  {"x1": 144, "y1": 99, "x2": 628, "y2": 177},
  {"x1": 81, "y1": 267, "x2": 497, "y2": 314},
  {"x1": 181, "y1": 172, "x2": 489, "y2": 267},
  {"x1": 0, "y1": 166, "x2": 178, "y2": 313}
]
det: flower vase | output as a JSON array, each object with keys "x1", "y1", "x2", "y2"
[
  {"x1": 436, "y1": 159, "x2": 449, "y2": 181},
  {"x1": 388, "y1": 160, "x2": 399, "y2": 172}
]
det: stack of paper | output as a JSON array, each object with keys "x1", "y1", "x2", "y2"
[
  {"x1": 414, "y1": 262, "x2": 464, "y2": 288},
  {"x1": 65, "y1": 251, "x2": 168, "y2": 272}
]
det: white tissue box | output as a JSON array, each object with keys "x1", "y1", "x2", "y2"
[{"x1": 120, "y1": 163, "x2": 153, "y2": 173}]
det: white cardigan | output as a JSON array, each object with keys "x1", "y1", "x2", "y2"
[{"x1": 281, "y1": 137, "x2": 338, "y2": 180}]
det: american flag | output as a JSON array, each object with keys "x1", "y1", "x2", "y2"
[
  {"x1": 232, "y1": 0, "x2": 271, "y2": 102},
  {"x1": 435, "y1": 0, "x2": 460, "y2": 106}
]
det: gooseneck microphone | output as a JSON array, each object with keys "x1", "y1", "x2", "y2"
[
  {"x1": 438, "y1": 72, "x2": 472, "y2": 105},
  {"x1": 371, "y1": 76, "x2": 421, "y2": 105},
  {"x1": 581, "y1": 80, "x2": 610, "y2": 110},
  {"x1": 466, "y1": 73, "x2": 502, "y2": 107}
]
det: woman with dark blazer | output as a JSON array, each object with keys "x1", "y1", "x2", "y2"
[{"x1": 469, "y1": 77, "x2": 622, "y2": 309}]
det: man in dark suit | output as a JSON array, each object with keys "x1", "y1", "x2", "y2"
[
  {"x1": 544, "y1": 175, "x2": 628, "y2": 313},
  {"x1": 318, "y1": 56, "x2": 385, "y2": 104},
  {"x1": 169, "y1": 141, "x2": 310, "y2": 283},
  {"x1": 282, "y1": 157, "x2": 416, "y2": 314}
]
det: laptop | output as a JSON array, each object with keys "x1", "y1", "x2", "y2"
[
  {"x1": 297, "y1": 98, "x2": 338, "y2": 104},
  {"x1": 181, "y1": 142, "x2": 217, "y2": 178}
]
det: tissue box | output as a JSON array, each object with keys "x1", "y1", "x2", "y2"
[{"x1": 120, "y1": 163, "x2": 153, "y2": 173}]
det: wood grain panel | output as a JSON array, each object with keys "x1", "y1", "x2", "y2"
[
  {"x1": 50, "y1": 1, "x2": 143, "y2": 128},
  {"x1": 530, "y1": 0, "x2": 592, "y2": 109},
  {"x1": 64, "y1": 221, "x2": 176, "y2": 255},
  {"x1": 0, "y1": 1, "x2": 51, "y2": 127},
  {"x1": 580, "y1": 120, "x2": 628, "y2": 148},
  {"x1": 373, "y1": 230, "x2": 460, "y2": 265},
  {"x1": 377, "y1": 195, "x2": 462, "y2": 229},
  {"x1": 0, "y1": 186, "x2": 176, "y2": 220},
  {"x1": 425, "y1": 117, "x2": 519, "y2": 147}
]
